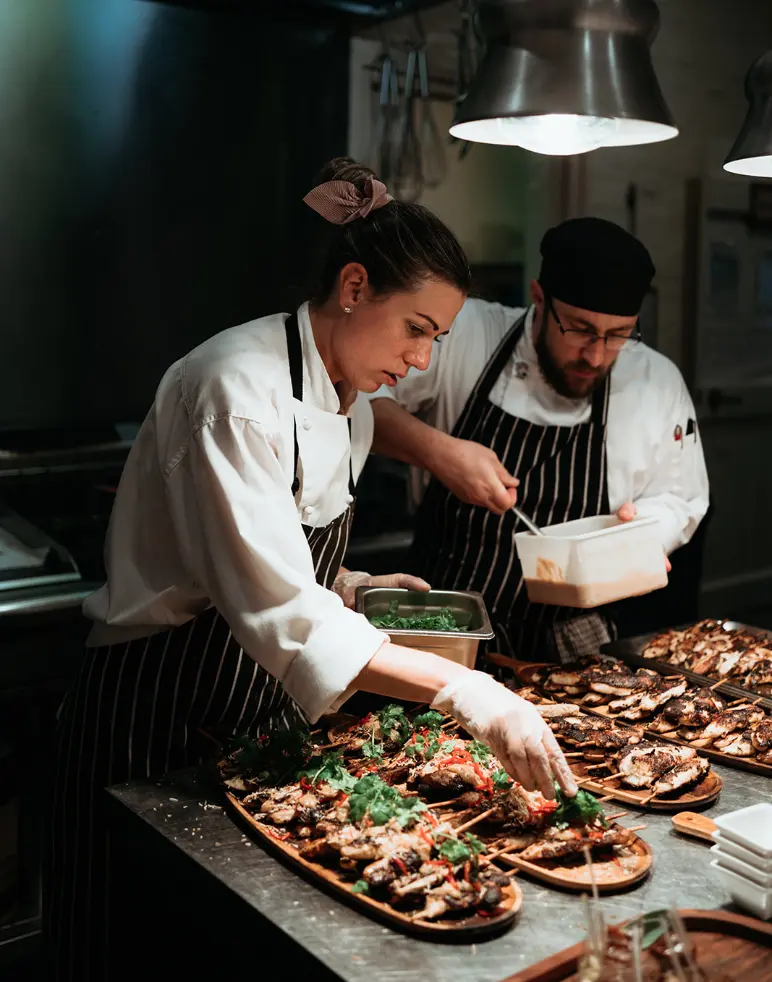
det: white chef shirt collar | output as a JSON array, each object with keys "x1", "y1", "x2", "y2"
[{"x1": 297, "y1": 302, "x2": 355, "y2": 417}]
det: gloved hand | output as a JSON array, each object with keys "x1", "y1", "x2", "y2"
[
  {"x1": 332, "y1": 571, "x2": 431, "y2": 609},
  {"x1": 431, "y1": 671, "x2": 578, "y2": 800}
]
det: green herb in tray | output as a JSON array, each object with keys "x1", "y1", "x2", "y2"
[{"x1": 368, "y1": 600, "x2": 466, "y2": 632}]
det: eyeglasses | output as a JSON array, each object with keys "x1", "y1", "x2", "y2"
[{"x1": 549, "y1": 299, "x2": 641, "y2": 351}]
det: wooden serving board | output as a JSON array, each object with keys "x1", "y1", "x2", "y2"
[
  {"x1": 503, "y1": 654, "x2": 772, "y2": 784},
  {"x1": 485, "y1": 658, "x2": 726, "y2": 810},
  {"x1": 494, "y1": 828, "x2": 652, "y2": 894},
  {"x1": 502, "y1": 909, "x2": 772, "y2": 982},
  {"x1": 601, "y1": 621, "x2": 772, "y2": 711},
  {"x1": 587, "y1": 703, "x2": 772, "y2": 779},
  {"x1": 225, "y1": 793, "x2": 522, "y2": 941},
  {"x1": 571, "y1": 759, "x2": 723, "y2": 812},
  {"x1": 671, "y1": 811, "x2": 717, "y2": 843}
]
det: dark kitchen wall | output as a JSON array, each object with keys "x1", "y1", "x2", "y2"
[{"x1": 1, "y1": 0, "x2": 349, "y2": 432}]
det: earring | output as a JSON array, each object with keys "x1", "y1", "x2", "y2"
[{"x1": 343, "y1": 306, "x2": 352, "y2": 314}]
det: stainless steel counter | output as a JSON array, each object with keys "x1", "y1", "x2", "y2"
[{"x1": 106, "y1": 763, "x2": 772, "y2": 981}]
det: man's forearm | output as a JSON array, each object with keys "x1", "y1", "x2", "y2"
[{"x1": 370, "y1": 397, "x2": 453, "y2": 473}]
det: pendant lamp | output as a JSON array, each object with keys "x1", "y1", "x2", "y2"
[
  {"x1": 449, "y1": 0, "x2": 679, "y2": 156},
  {"x1": 724, "y1": 52, "x2": 772, "y2": 177}
]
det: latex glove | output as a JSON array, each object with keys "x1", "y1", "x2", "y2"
[
  {"x1": 332, "y1": 571, "x2": 431, "y2": 610},
  {"x1": 432, "y1": 671, "x2": 578, "y2": 800},
  {"x1": 432, "y1": 436, "x2": 519, "y2": 515},
  {"x1": 616, "y1": 502, "x2": 672, "y2": 572}
]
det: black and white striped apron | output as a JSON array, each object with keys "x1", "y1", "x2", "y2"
[
  {"x1": 45, "y1": 311, "x2": 356, "y2": 981},
  {"x1": 409, "y1": 311, "x2": 613, "y2": 665}
]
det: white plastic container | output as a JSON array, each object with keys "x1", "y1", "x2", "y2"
[
  {"x1": 714, "y1": 802, "x2": 772, "y2": 857},
  {"x1": 712, "y1": 830, "x2": 772, "y2": 873},
  {"x1": 710, "y1": 859, "x2": 772, "y2": 920},
  {"x1": 514, "y1": 514, "x2": 668, "y2": 608},
  {"x1": 710, "y1": 843, "x2": 772, "y2": 887}
]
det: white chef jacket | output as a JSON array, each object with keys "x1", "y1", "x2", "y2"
[
  {"x1": 84, "y1": 303, "x2": 387, "y2": 723},
  {"x1": 369, "y1": 299, "x2": 709, "y2": 554}
]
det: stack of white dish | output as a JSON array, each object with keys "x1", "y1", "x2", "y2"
[{"x1": 710, "y1": 802, "x2": 772, "y2": 919}]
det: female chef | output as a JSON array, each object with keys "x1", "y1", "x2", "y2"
[{"x1": 46, "y1": 157, "x2": 577, "y2": 981}]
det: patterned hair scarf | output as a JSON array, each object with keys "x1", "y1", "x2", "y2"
[{"x1": 303, "y1": 176, "x2": 393, "y2": 225}]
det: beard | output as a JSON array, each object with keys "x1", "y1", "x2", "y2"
[{"x1": 534, "y1": 328, "x2": 610, "y2": 400}]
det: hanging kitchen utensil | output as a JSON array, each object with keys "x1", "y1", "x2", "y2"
[
  {"x1": 368, "y1": 48, "x2": 400, "y2": 184},
  {"x1": 392, "y1": 48, "x2": 424, "y2": 203},
  {"x1": 416, "y1": 46, "x2": 447, "y2": 188},
  {"x1": 450, "y1": 0, "x2": 481, "y2": 161}
]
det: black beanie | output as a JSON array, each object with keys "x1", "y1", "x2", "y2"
[{"x1": 538, "y1": 217, "x2": 655, "y2": 316}]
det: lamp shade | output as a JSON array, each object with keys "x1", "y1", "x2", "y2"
[
  {"x1": 449, "y1": 0, "x2": 679, "y2": 155},
  {"x1": 724, "y1": 52, "x2": 772, "y2": 177}
]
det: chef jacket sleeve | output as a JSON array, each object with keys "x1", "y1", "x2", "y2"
[
  {"x1": 632, "y1": 372, "x2": 710, "y2": 555},
  {"x1": 165, "y1": 414, "x2": 388, "y2": 723}
]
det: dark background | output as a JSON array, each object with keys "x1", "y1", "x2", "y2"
[{"x1": 1, "y1": 0, "x2": 350, "y2": 436}]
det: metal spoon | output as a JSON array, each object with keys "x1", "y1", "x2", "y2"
[{"x1": 512, "y1": 505, "x2": 545, "y2": 537}]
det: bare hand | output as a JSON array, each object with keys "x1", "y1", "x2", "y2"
[
  {"x1": 616, "y1": 502, "x2": 672, "y2": 573},
  {"x1": 431, "y1": 436, "x2": 519, "y2": 515},
  {"x1": 333, "y1": 571, "x2": 430, "y2": 609}
]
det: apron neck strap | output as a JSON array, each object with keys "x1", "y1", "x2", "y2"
[
  {"x1": 284, "y1": 310, "x2": 356, "y2": 498},
  {"x1": 467, "y1": 308, "x2": 611, "y2": 429},
  {"x1": 285, "y1": 312, "x2": 303, "y2": 495}
]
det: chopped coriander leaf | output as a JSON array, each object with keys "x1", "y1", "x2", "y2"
[
  {"x1": 552, "y1": 785, "x2": 607, "y2": 827},
  {"x1": 297, "y1": 751, "x2": 357, "y2": 793},
  {"x1": 230, "y1": 728, "x2": 313, "y2": 785},
  {"x1": 492, "y1": 769, "x2": 512, "y2": 789},
  {"x1": 412, "y1": 710, "x2": 445, "y2": 731},
  {"x1": 463, "y1": 832, "x2": 487, "y2": 855},
  {"x1": 438, "y1": 838, "x2": 472, "y2": 864},
  {"x1": 347, "y1": 774, "x2": 426, "y2": 829},
  {"x1": 468, "y1": 740, "x2": 493, "y2": 766},
  {"x1": 369, "y1": 601, "x2": 466, "y2": 633},
  {"x1": 376, "y1": 704, "x2": 413, "y2": 743},
  {"x1": 435, "y1": 831, "x2": 488, "y2": 864},
  {"x1": 350, "y1": 879, "x2": 370, "y2": 894},
  {"x1": 404, "y1": 733, "x2": 441, "y2": 761}
]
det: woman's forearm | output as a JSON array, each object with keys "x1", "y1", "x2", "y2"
[{"x1": 353, "y1": 641, "x2": 469, "y2": 704}]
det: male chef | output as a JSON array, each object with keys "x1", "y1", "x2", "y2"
[{"x1": 369, "y1": 216, "x2": 710, "y2": 663}]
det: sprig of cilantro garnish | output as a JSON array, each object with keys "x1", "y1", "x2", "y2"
[
  {"x1": 468, "y1": 740, "x2": 493, "y2": 766},
  {"x1": 350, "y1": 879, "x2": 369, "y2": 894},
  {"x1": 437, "y1": 832, "x2": 488, "y2": 864},
  {"x1": 347, "y1": 774, "x2": 427, "y2": 828},
  {"x1": 412, "y1": 710, "x2": 445, "y2": 731},
  {"x1": 552, "y1": 785, "x2": 607, "y2": 827},
  {"x1": 376, "y1": 704, "x2": 413, "y2": 744},
  {"x1": 297, "y1": 751, "x2": 357, "y2": 793},
  {"x1": 404, "y1": 732, "x2": 441, "y2": 761},
  {"x1": 230, "y1": 728, "x2": 313, "y2": 786},
  {"x1": 492, "y1": 769, "x2": 512, "y2": 789}
]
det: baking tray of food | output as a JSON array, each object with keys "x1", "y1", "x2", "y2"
[
  {"x1": 510, "y1": 655, "x2": 772, "y2": 779},
  {"x1": 219, "y1": 703, "x2": 655, "y2": 940},
  {"x1": 503, "y1": 909, "x2": 772, "y2": 982},
  {"x1": 601, "y1": 619, "x2": 772, "y2": 711}
]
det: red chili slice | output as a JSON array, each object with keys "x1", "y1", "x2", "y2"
[{"x1": 393, "y1": 857, "x2": 408, "y2": 876}]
